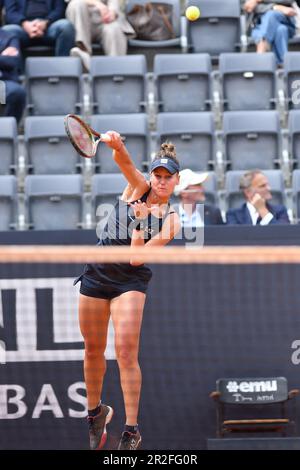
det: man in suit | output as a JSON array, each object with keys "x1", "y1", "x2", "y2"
[
  {"x1": 226, "y1": 169, "x2": 290, "y2": 225},
  {"x1": 3, "y1": 0, "x2": 75, "y2": 56},
  {"x1": 173, "y1": 168, "x2": 224, "y2": 227},
  {"x1": 0, "y1": 27, "x2": 26, "y2": 122}
]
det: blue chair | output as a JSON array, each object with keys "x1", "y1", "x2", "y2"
[
  {"x1": 25, "y1": 175, "x2": 83, "y2": 230},
  {"x1": 223, "y1": 111, "x2": 281, "y2": 170},
  {"x1": 157, "y1": 112, "x2": 215, "y2": 171},
  {"x1": 219, "y1": 52, "x2": 277, "y2": 111},
  {"x1": 187, "y1": 0, "x2": 241, "y2": 57},
  {"x1": 25, "y1": 57, "x2": 82, "y2": 116},
  {"x1": 91, "y1": 114, "x2": 149, "y2": 173},
  {"x1": 154, "y1": 53, "x2": 212, "y2": 112},
  {"x1": 284, "y1": 53, "x2": 300, "y2": 110},
  {"x1": 92, "y1": 173, "x2": 128, "y2": 207},
  {"x1": 0, "y1": 117, "x2": 18, "y2": 174},
  {"x1": 288, "y1": 110, "x2": 300, "y2": 169},
  {"x1": 292, "y1": 169, "x2": 300, "y2": 222},
  {"x1": 0, "y1": 175, "x2": 17, "y2": 231},
  {"x1": 25, "y1": 116, "x2": 79, "y2": 174},
  {"x1": 91, "y1": 55, "x2": 147, "y2": 114}
]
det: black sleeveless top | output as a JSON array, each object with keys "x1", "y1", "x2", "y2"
[{"x1": 84, "y1": 188, "x2": 173, "y2": 285}]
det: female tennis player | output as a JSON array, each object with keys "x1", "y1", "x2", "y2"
[{"x1": 74, "y1": 131, "x2": 181, "y2": 450}]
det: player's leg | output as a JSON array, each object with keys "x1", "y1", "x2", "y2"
[
  {"x1": 79, "y1": 293, "x2": 113, "y2": 449},
  {"x1": 110, "y1": 290, "x2": 145, "y2": 450}
]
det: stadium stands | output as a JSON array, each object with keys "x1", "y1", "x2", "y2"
[
  {"x1": 202, "y1": 171, "x2": 219, "y2": 207},
  {"x1": 186, "y1": 0, "x2": 242, "y2": 57},
  {"x1": 92, "y1": 173, "x2": 127, "y2": 207},
  {"x1": 24, "y1": 174, "x2": 83, "y2": 230},
  {"x1": 219, "y1": 52, "x2": 277, "y2": 111},
  {"x1": 2, "y1": 0, "x2": 300, "y2": 229},
  {"x1": 0, "y1": 175, "x2": 17, "y2": 230},
  {"x1": 222, "y1": 110, "x2": 282, "y2": 170},
  {"x1": 156, "y1": 112, "x2": 215, "y2": 171},
  {"x1": 25, "y1": 57, "x2": 83, "y2": 116},
  {"x1": 24, "y1": 116, "x2": 80, "y2": 174},
  {"x1": 283, "y1": 52, "x2": 300, "y2": 110},
  {"x1": 153, "y1": 53, "x2": 212, "y2": 112},
  {"x1": 90, "y1": 55, "x2": 147, "y2": 114},
  {"x1": 90, "y1": 113, "x2": 149, "y2": 173},
  {"x1": 292, "y1": 170, "x2": 300, "y2": 222},
  {"x1": 0, "y1": 117, "x2": 18, "y2": 174},
  {"x1": 288, "y1": 110, "x2": 300, "y2": 169}
]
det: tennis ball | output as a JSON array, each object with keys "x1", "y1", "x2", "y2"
[{"x1": 185, "y1": 6, "x2": 201, "y2": 21}]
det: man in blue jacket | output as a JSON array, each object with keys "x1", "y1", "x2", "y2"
[
  {"x1": 0, "y1": 27, "x2": 26, "y2": 122},
  {"x1": 226, "y1": 169, "x2": 290, "y2": 225},
  {"x1": 3, "y1": 0, "x2": 74, "y2": 56}
]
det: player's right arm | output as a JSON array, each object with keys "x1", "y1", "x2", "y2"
[{"x1": 101, "y1": 131, "x2": 149, "y2": 195}]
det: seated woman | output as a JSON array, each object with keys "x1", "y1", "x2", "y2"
[{"x1": 244, "y1": 0, "x2": 298, "y2": 65}]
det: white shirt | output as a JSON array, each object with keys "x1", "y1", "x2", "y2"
[
  {"x1": 246, "y1": 202, "x2": 274, "y2": 225},
  {"x1": 178, "y1": 204, "x2": 204, "y2": 227}
]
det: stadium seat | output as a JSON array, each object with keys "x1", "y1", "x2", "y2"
[
  {"x1": 0, "y1": 117, "x2": 17, "y2": 174},
  {"x1": 91, "y1": 114, "x2": 149, "y2": 172},
  {"x1": 92, "y1": 173, "x2": 127, "y2": 207},
  {"x1": 223, "y1": 111, "x2": 281, "y2": 170},
  {"x1": 284, "y1": 53, "x2": 300, "y2": 110},
  {"x1": 0, "y1": 175, "x2": 17, "y2": 231},
  {"x1": 125, "y1": 0, "x2": 183, "y2": 50},
  {"x1": 186, "y1": 0, "x2": 241, "y2": 57},
  {"x1": 25, "y1": 57, "x2": 82, "y2": 116},
  {"x1": 91, "y1": 55, "x2": 147, "y2": 114},
  {"x1": 219, "y1": 52, "x2": 277, "y2": 111},
  {"x1": 156, "y1": 112, "x2": 215, "y2": 171},
  {"x1": 153, "y1": 53, "x2": 212, "y2": 112},
  {"x1": 0, "y1": 79, "x2": 5, "y2": 117},
  {"x1": 203, "y1": 171, "x2": 218, "y2": 206},
  {"x1": 92, "y1": 173, "x2": 128, "y2": 229},
  {"x1": 288, "y1": 110, "x2": 300, "y2": 169},
  {"x1": 292, "y1": 170, "x2": 300, "y2": 222},
  {"x1": 24, "y1": 116, "x2": 79, "y2": 174},
  {"x1": 25, "y1": 175, "x2": 83, "y2": 230},
  {"x1": 225, "y1": 169, "x2": 285, "y2": 210}
]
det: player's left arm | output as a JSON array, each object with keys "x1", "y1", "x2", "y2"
[{"x1": 130, "y1": 212, "x2": 181, "y2": 266}]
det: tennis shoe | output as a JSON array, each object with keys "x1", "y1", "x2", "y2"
[
  {"x1": 118, "y1": 430, "x2": 142, "y2": 450},
  {"x1": 87, "y1": 404, "x2": 113, "y2": 450}
]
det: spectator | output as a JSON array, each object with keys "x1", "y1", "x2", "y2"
[
  {"x1": 0, "y1": 0, "x2": 3, "y2": 26},
  {"x1": 292, "y1": 1, "x2": 300, "y2": 33},
  {"x1": 0, "y1": 27, "x2": 26, "y2": 123},
  {"x1": 3, "y1": 0, "x2": 75, "y2": 57},
  {"x1": 174, "y1": 169, "x2": 224, "y2": 227},
  {"x1": 244, "y1": 0, "x2": 297, "y2": 65},
  {"x1": 226, "y1": 169, "x2": 290, "y2": 225},
  {"x1": 66, "y1": 0, "x2": 135, "y2": 71}
]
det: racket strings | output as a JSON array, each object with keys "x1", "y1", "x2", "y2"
[{"x1": 66, "y1": 115, "x2": 97, "y2": 158}]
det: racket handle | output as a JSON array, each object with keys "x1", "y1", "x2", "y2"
[
  {"x1": 100, "y1": 133, "x2": 112, "y2": 143},
  {"x1": 100, "y1": 133, "x2": 125, "y2": 144}
]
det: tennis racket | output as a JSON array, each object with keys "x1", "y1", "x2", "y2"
[{"x1": 64, "y1": 114, "x2": 111, "y2": 158}]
